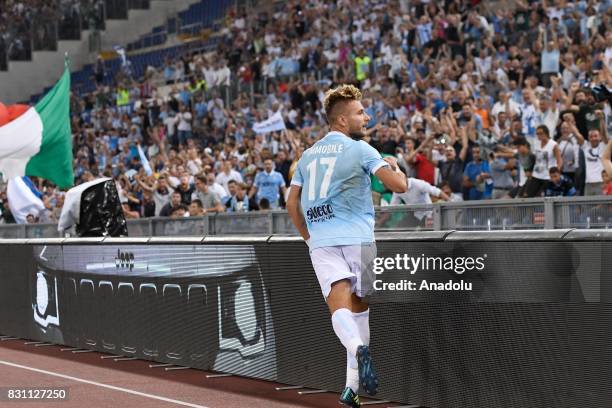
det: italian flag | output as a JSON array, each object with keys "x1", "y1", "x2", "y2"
[{"x1": 0, "y1": 64, "x2": 73, "y2": 189}]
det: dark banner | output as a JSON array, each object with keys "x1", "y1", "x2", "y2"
[{"x1": 0, "y1": 233, "x2": 610, "y2": 408}]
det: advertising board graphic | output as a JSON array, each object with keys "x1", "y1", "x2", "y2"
[
  {"x1": 29, "y1": 244, "x2": 277, "y2": 379},
  {"x1": 1, "y1": 235, "x2": 610, "y2": 408}
]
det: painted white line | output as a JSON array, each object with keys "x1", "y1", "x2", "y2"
[{"x1": 0, "y1": 360, "x2": 211, "y2": 408}]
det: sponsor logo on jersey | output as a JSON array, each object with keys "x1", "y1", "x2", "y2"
[{"x1": 306, "y1": 204, "x2": 335, "y2": 223}]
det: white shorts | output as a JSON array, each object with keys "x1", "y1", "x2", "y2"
[{"x1": 309, "y1": 243, "x2": 377, "y2": 300}]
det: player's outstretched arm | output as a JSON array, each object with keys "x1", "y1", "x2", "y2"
[
  {"x1": 375, "y1": 157, "x2": 407, "y2": 193},
  {"x1": 287, "y1": 186, "x2": 310, "y2": 241}
]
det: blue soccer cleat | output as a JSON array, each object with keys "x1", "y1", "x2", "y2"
[
  {"x1": 357, "y1": 345, "x2": 379, "y2": 396},
  {"x1": 339, "y1": 386, "x2": 360, "y2": 408}
]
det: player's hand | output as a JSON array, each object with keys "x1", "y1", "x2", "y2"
[{"x1": 383, "y1": 156, "x2": 399, "y2": 171}]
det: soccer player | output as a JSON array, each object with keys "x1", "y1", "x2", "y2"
[{"x1": 287, "y1": 85, "x2": 407, "y2": 407}]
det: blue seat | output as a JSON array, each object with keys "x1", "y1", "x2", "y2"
[{"x1": 27, "y1": 0, "x2": 234, "y2": 101}]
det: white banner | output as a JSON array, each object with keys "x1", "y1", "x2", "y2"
[
  {"x1": 137, "y1": 144, "x2": 153, "y2": 176},
  {"x1": 252, "y1": 111, "x2": 286, "y2": 134}
]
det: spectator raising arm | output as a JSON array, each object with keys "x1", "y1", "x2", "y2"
[
  {"x1": 459, "y1": 126, "x2": 469, "y2": 162},
  {"x1": 596, "y1": 110, "x2": 609, "y2": 144}
]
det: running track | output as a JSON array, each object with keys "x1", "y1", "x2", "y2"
[{"x1": 0, "y1": 339, "x2": 406, "y2": 408}]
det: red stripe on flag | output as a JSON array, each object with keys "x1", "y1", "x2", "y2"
[{"x1": 0, "y1": 103, "x2": 30, "y2": 126}]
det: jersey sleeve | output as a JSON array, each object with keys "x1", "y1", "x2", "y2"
[
  {"x1": 360, "y1": 141, "x2": 389, "y2": 175},
  {"x1": 290, "y1": 162, "x2": 303, "y2": 186}
]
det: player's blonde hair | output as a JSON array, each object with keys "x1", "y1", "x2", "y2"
[{"x1": 323, "y1": 84, "x2": 362, "y2": 121}]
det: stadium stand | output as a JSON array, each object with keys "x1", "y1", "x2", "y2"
[{"x1": 0, "y1": 0, "x2": 611, "y2": 227}]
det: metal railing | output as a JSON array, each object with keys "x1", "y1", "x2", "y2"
[{"x1": 1, "y1": 196, "x2": 610, "y2": 238}]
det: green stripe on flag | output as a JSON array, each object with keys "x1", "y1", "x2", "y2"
[{"x1": 25, "y1": 64, "x2": 74, "y2": 189}]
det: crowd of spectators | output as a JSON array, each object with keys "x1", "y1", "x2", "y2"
[
  {"x1": 0, "y1": 0, "x2": 105, "y2": 67},
  {"x1": 1, "y1": 0, "x2": 612, "y2": 226}
]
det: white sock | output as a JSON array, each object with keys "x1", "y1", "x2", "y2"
[
  {"x1": 345, "y1": 310, "x2": 370, "y2": 393},
  {"x1": 346, "y1": 356, "x2": 359, "y2": 392},
  {"x1": 353, "y1": 309, "x2": 370, "y2": 346},
  {"x1": 331, "y1": 308, "x2": 363, "y2": 358}
]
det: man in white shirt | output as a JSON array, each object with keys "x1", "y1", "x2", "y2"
[
  {"x1": 215, "y1": 160, "x2": 244, "y2": 196},
  {"x1": 202, "y1": 61, "x2": 217, "y2": 91},
  {"x1": 206, "y1": 172, "x2": 228, "y2": 202},
  {"x1": 577, "y1": 129, "x2": 608, "y2": 195},
  {"x1": 390, "y1": 177, "x2": 449, "y2": 227},
  {"x1": 491, "y1": 92, "x2": 520, "y2": 119},
  {"x1": 215, "y1": 61, "x2": 231, "y2": 88},
  {"x1": 535, "y1": 97, "x2": 559, "y2": 139},
  {"x1": 163, "y1": 114, "x2": 178, "y2": 146},
  {"x1": 176, "y1": 104, "x2": 192, "y2": 146}
]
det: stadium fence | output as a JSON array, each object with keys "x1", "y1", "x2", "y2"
[{"x1": 1, "y1": 196, "x2": 610, "y2": 238}]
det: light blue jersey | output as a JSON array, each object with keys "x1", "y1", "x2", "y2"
[
  {"x1": 254, "y1": 170, "x2": 285, "y2": 207},
  {"x1": 290, "y1": 131, "x2": 388, "y2": 249}
]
